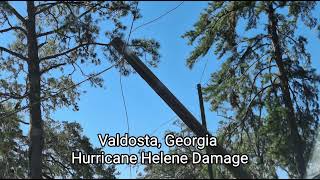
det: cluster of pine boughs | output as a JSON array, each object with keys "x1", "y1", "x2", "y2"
[
  {"x1": 0, "y1": 1, "x2": 160, "y2": 179},
  {"x1": 0, "y1": 103, "x2": 117, "y2": 178},
  {"x1": 142, "y1": 1, "x2": 320, "y2": 179}
]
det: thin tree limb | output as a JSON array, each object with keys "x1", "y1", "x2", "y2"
[
  {"x1": 39, "y1": 42, "x2": 110, "y2": 61},
  {"x1": 36, "y1": 2, "x2": 103, "y2": 38},
  {"x1": 0, "y1": 46, "x2": 28, "y2": 61},
  {"x1": 1, "y1": 2, "x2": 27, "y2": 24},
  {"x1": 40, "y1": 63, "x2": 67, "y2": 74}
]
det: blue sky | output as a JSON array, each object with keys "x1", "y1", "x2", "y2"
[
  {"x1": 4, "y1": 1, "x2": 320, "y2": 179},
  {"x1": 52, "y1": 1, "x2": 220, "y2": 177}
]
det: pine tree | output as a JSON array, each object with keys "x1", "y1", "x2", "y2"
[
  {"x1": 183, "y1": 1, "x2": 319, "y2": 178},
  {"x1": 0, "y1": 103, "x2": 28, "y2": 178},
  {"x1": 0, "y1": 1, "x2": 160, "y2": 178},
  {"x1": 42, "y1": 118, "x2": 117, "y2": 179},
  {"x1": 0, "y1": 103, "x2": 117, "y2": 178},
  {"x1": 140, "y1": 120, "x2": 211, "y2": 179}
]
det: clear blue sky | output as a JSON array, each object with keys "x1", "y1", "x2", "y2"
[
  {"x1": 5, "y1": 1, "x2": 320, "y2": 179},
  {"x1": 52, "y1": 2, "x2": 221, "y2": 178}
]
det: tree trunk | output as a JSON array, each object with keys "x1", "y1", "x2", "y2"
[
  {"x1": 26, "y1": 1, "x2": 43, "y2": 179},
  {"x1": 267, "y1": 3, "x2": 306, "y2": 178}
]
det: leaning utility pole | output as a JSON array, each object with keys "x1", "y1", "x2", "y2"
[
  {"x1": 197, "y1": 84, "x2": 214, "y2": 179},
  {"x1": 111, "y1": 37, "x2": 252, "y2": 179}
]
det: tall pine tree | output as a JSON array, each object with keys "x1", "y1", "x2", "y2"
[
  {"x1": 183, "y1": 1, "x2": 319, "y2": 178},
  {"x1": 0, "y1": 1, "x2": 160, "y2": 178}
]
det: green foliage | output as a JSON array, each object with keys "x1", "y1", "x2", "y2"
[
  {"x1": 0, "y1": 104, "x2": 116, "y2": 179},
  {"x1": 140, "y1": 120, "x2": 278, "y2": 179},
  {"x1": 0, "y1": 103, "x2": 28, "y2": 178},
  {"x1": 183, "y1": 1, "x2": 320, "y2": 178},
  {"x1": 0, "y1": 1, "x2": 161, "y2": 178},
  {"x1": 139, "y1": 120, "x2": 212, "y2": 179},
  {"x1": 0, "y1": 1, "x2": 160, "y2": 117},
  {"x1": 42, "y1": 118, "x2": 117, "y2": 179}
]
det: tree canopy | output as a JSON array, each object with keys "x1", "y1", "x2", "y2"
[
  {"x1": 183, "y1": 1, "x2": 320, "y2": 178},
  {"x1": 0, "y1": 103, "x2": 117, "y2": 179},
  {"x1": 0, "y1": 1, "x2": 160, "y2": 178},
  {"x1": 139, "y1": 121, "x2": 209, "y2": 179}
]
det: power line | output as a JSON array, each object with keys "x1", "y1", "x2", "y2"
[
  {"x1": 118, "y1": 0, "x2": 184, "y2": 167},
  {"x1": 132, "y1": 1, "x2": 184, "y2": 33},
  {"x1": 118, "y1": 73, "x2": 132, "y2": 176},
  {"x1": 120, "y1": 116, "x2": 178, "y2": 175},
  {"x1": 119, "y1": 2, "x2": 185, "y2": 153},
  {"x1": 119, "y1": 2, "x2": 139, "y2": 178},
  {"x1": 149, "y1": 116, "x2": 177, "y2": 136},
  {"x1": 199, "y1": 57, "x2": 210, "y2": 85}
]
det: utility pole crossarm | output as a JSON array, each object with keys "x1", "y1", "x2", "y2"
[{"x1": 110, "y1": 37, "x2": 252, "y2": 179}]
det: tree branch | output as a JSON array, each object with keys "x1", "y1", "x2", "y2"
[
  {"x1": 241, "y1": 83, "x2": 276, "y2": 122},
  {"x1": 251, "y1": 65, "x2": 277, "y2": 90},
  {"x1": 36, "y1": 1, "x2": 83, "y2": 14},
  {"x1": 73, "y1": 61, "x2": 90, "y2": 77},
  {"x1": 0, "y1": 10, "x2": 27, "y2": 35},
  {"x1": 40, "y1": 62, "x2": 67, "y2": 75},
  {"x1": 0, "y1": 26, "x2": 26, "y2": 34},
  {"x1": 0, "y1": 92, "x2": 27, "y2": 100},
  {"x1": 19, "y1": 119, "x2": 29, "y2": 125},
  {"x1": 0, "y1": 46, "x2": 28, "y2": 61},
  {"x1": 1, "y1": 2, "x2": 27, "y2": 24},
  {"x1": 48, "y1": 154, "x2": 75, "y2": 177},
  {"x1": 36, "y1": 2, "x2": 103, "y2": 38},
  {"x1": 35, "y1": 2, "x2": 63, "y2": 15},
  {"x1": 39, "y1": 42, "x2": 110, "y2": 61}
]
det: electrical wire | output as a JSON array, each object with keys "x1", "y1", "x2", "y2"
[
  {"x1": 199, "y1": 57, "x2": 210, "y2": 85},
  {"x1": 149, "y1": 116, "x2": 177, "y2": 136},
  {"x1": 131, "y1": 1, "x2": 184, "y2": 33},
  {"x1": 119, "y1": 2, "x2": 139, "y2": 178},
  {"x1": 119, "y1": 73, "x2": 132, "y2": 177},
  {"x1": 119, "y1": 3, "x2": 186, "y2": 177}
]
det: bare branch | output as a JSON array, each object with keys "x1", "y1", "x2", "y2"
[
  {"x1": 0, "y1": 92, "x2": 28, "y2": 100},
  {"x1": 217, "y1": 113, "x2": 237, "y2": 121},
  {"x1": 251, "y1": 65, "x2": 277, "y2": 90},
  {"x1": 39, "y1": 42, "x2": 110, "y2": 61},
  {"x1": 0, "y1": 26, "x2": 26, "y2": 34},
  {"x1": 1, "y1": 2, "x2": 27, "y2": 24},
  {"x1": 35, "y1": 2, "x2": 63, "y2": 15},
  {"x1": 0, "y1": 10, "x2": 27, "y2": 35},
  {"x1": 74, "y1": 61, "x2": 89, "y2": 77},
  {"x1": 40, "y1": 62, "x2": 67, "y2": 75},
  {"x1": 241, "y1": 82, "x2": 277, "y2": 122},
  {"x1": 0, "y1": 46, "x2": 28, "y2": 61},
  {"x1": 18, "y1": 119, "x2": 29, "y2": 125}
]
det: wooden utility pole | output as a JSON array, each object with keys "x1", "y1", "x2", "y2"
[
  {"x1": 111, "y1": 37, "x2": 252, "y2": 179},
  {"x1": 197, "y1": 84, "x2": 214, "y2": 179}
]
